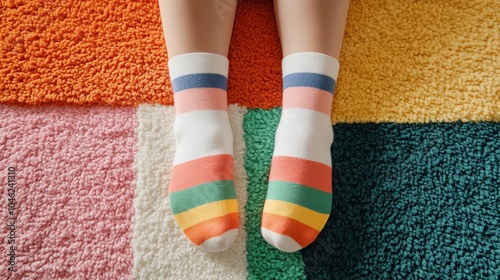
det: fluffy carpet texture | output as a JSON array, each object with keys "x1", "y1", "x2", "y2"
[{"x1": 0, "y1": 0, "x2": 499, "y2": 279}]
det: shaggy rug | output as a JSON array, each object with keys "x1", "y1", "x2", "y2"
[{"x1": 1, "y1": 0, "x2": 499, "y2": 279}]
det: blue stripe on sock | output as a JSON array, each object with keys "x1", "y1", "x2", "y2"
[
  {"x1": 283, "y1": 73, "x2": 336, "y2": 93},
  {"x1": 172, "y1": 73, "x2": 227, "y2": 92}
]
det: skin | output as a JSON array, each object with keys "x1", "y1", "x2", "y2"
[
  {"x1": 159, "y1": 0, "x2": 238, "y2": 58},
  {"x1": 274, "y1": 0, "x2": 350, "y2": 59},
  {"x1": 159, "y1": 0, "x2": 350, "y2": 59}
]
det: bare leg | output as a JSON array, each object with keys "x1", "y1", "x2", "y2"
[
  {"x1": 261, "y1": 0, "x2": 350, "y2": 252},
  {"x1": 159, "y1": 0, "x2": 237, "y2": 57},
  {"x1": 274, "y1": 0, "x2": 349, "y2": 59},
  {"x1": 159, "y1": 0, "x2": 240, "y2": 252}
]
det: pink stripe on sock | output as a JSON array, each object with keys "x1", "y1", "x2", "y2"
[
  {"x1": 269, "y1": 156, "x2": 332, "y2": 193},
  {"x1": 170, "y1": 154, "x2": 234, "y2": 193},
  {"x1": 0, "y1": 105, "x2": 136, "y2": 279},
  {"x1": 282, "y1": 87, "x2": 333, "y2": 115},
  {"x1": 174, "y1": 88, "x2": 228, "y2": 115}
]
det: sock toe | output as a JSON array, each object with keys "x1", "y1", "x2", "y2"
[
  {"x1": 261, "y1": 228, "x2": 302, "y2": 253},
  {"x1": 199, "y1": 228, "x2": 239, "y2": 252}
]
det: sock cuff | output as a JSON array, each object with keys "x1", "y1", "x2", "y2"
[
  {"x1": 282, "y1": 52, "x2": 340, "y2": 80},
  {"x1": 168, "y1": 52, "x2": 229, "y2": 80}
]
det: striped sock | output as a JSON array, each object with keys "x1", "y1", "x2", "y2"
[
  {"x1": 261, "y1": 52, "x2": 339, "y2": 252},
  {"x1": 168, "y1": 53, "x2": 239, "y2": 252}
]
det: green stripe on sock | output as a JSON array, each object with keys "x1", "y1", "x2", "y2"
[
  {"x1": 267, "y1": 181, "x2": 332, "y2": 214},
  {"x1": 169, "y1": 180, "x2": 236, "y2": 214}
]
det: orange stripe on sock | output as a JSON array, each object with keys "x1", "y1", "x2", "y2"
[
  {"x1": 174, "y1": 88, "x2": 228, "y2": 115},
  {"x1": 269, "y1": 156, "x2": 332, "y2": 193},
  {"x1": 184, "y1": 212, "x2": 240, "y2": 246},
  {"x1": 261, "y1": 212, "x2": 319, "y2": 248},
  {"x1": 283, "y1": 87, "x2": 333, "y2": 116},
  {"x1": 170, "y1": 154, "x2": 234, "y2": 193}
]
